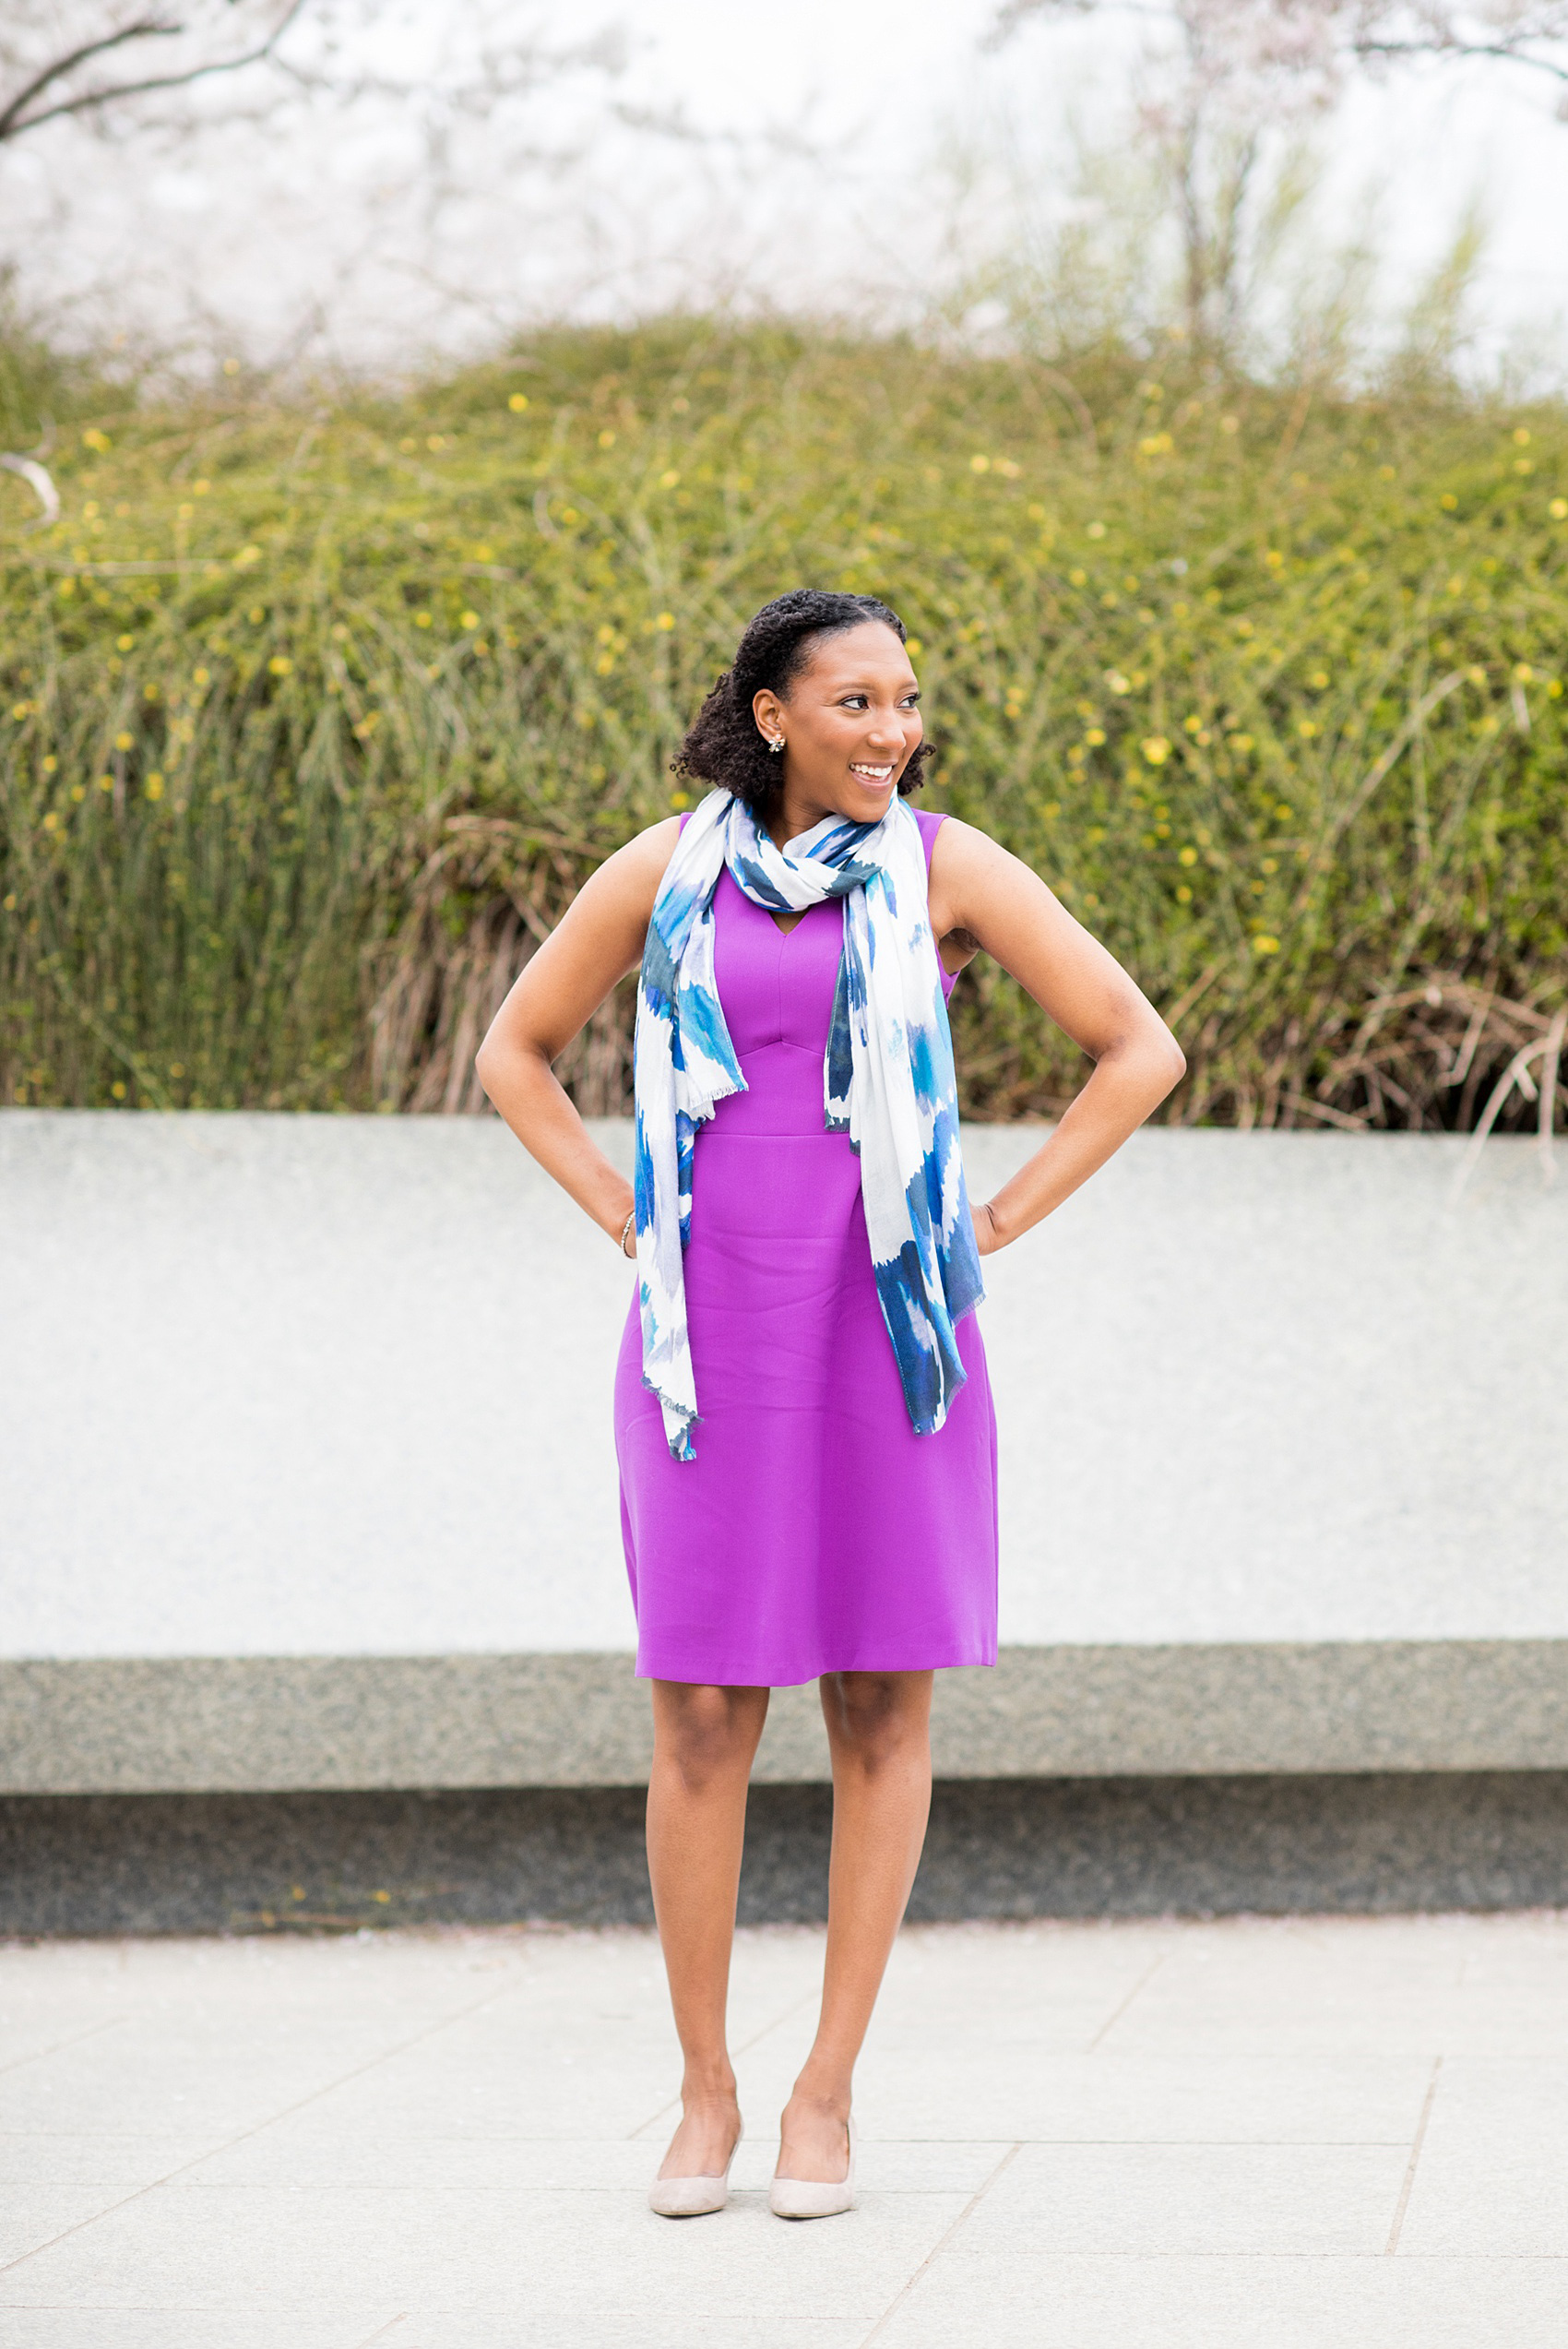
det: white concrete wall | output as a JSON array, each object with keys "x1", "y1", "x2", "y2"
[{"x1": 4, "y1": 1112, "x2": 1565, "y2": 1662}]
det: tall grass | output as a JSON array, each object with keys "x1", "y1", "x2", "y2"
[{"x1": 2, "y1": 318, "x2": 1565, "y2": 1127}]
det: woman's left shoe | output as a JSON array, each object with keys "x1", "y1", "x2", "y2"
[{"x1": 769, "y1": 2113, "x2": 856, "y2": 2220}]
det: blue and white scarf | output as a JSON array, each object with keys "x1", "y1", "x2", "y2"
[{"x1": 632, "y1": 786, "x2": 984, "y2": 1461}]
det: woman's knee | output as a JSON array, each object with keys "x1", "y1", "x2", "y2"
[
  {"x1": 821, "y1": 1672, "x2": 932, "y2": 1771},
  {"x1": 653, "y1": 1683, "x2": 766, "y2": 1789}
]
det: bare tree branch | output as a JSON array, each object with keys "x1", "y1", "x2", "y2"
[
  {"x1": 1352, "y1": 32, "x2": 1568, "y2": 81},
  {"x1": 0, "y1": 4, "x2": 309, "y2": 147}
]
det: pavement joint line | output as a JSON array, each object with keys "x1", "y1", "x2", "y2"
[
  {"x1": 1086, "y1": 1950, "x2": 1168, "y2": 2050},
  {"x1": 349, "y1": 2319, "x2": 410, "y2": 2347},
  {"x1": 1384, "y1": 2053, "x2": 1443, "y2": 2256},
  {"x1": 624, "y1": 1985, "x2": 823, "y2": 2141},
  {"x1": 0, "y1": 2015, "x2": 127, "y2": 2082},
  {"x1": 0, "y1": 1971, "x2": 528, "y2": 2284},
  {"x1": 856, "y1": 2140, "x2": 1021, "y2": 2347}
]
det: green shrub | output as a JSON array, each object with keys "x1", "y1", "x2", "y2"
[{"x1": 2, "y1": 318, "x2": 1564, "y2": 1127}]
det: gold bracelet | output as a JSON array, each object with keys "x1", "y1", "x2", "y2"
[{"x1": 620, "y1": 1210, "x2": 636, "y2": 1258}]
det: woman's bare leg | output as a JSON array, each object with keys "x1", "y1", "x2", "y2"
[
  {"x1": 778, "y1": 1669, "x2": 934, "y2": 2180},
  {"x1": 647, "y1": 1679, "x2": 770, "y2": 2178}
]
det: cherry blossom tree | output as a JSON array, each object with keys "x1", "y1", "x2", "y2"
[{"x1": 989, "y1": 0, "x2": 1568, "y2": 350}]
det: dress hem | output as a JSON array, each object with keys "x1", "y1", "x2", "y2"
[{"x1": 634, "y1": 1645, "x2": 998, "y2": 1688}]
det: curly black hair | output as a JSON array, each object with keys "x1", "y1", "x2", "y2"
[{"x1": 671, "y1": 588, "x2": 932, "y2": 812}]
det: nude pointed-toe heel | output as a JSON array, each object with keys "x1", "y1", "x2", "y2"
[
  {"x1": 769, "y1": 2114, "x2": 856, "y2": 2220},
  {"x1": 647, "y1": 2131, "x2": 740, "y2": 2219}
]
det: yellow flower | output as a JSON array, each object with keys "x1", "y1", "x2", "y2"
[
  {"x1": 459, "y1": 611, "x2": 481, "y2": 630},
  {"x1": 1141, "y1": 736, "x2": 1170, "y2": 765},
  {"x1": 426, "y1": 434, "x2": 445, "y2": 452},
  {"x1": 1440, "y1": 493, "x2": 1457, "y2": 510},
  {"x1": 905, "y1": 637, "x2": 923, "y2": 659},
  {"x1": 1178, "y1": 845, "x2": 1198, "y2": 865},
  {"x1": 267, "y1": 655, "x2": 292, "y2": 676},
  {"x1": 111, "y1": 1080, "x2": 126, "y2": 1099},
  {"x1": 233, "y1": 545, "x2": 262, "y2": 568},
  {"x1": 598, "y1": 429, "x2": 616, "y2": 449},
  {"x1": 655, "y1": 611, "x2": 675, "y2": 631},
  {"x1": 145, "y1": 773, "x2": 164, "y2": 800},
  {"x1": 1512, "y1": 662, "x2": 1534, "y2": 684},
  {"x1": 415, "y1": 612, "x2": 433, "y2": 628},
  {"x1": 1297, "y1": 718, "x2": 1317, "y2": 738},
  {"x1": 1252, "y1": 935, "x2": 1280, "y2": 955},
  {"x1": 969, "y1": 455, "x2": 991, "y2": 473},
  {"x1": 81, "y1": 428, "x2": 111, "y2": 452},
  {"x1": 508, "y1": 393, "x2": 529, "y2": 411},
  {"x1": 193, "y1": 665, "x2": 210, "y2": 686},
  {"x1": 114, "y1": 731, "x2": 134, "y2": 750},
  {"x1": 1175, "y1": 883, "x2": 1193, "y2": 902},
  {"x1": 1513, "y1": 426, "x2": 1531, "y2": 446},
  {"x1": 194, "y1": 479, "x2": 210, "y2": 495},
  {"x1": 1085, "y1": 727, "x2": 1106, "y2": 746},
  {"x1": 659, "y1": 470, "x2": 681, "y2": 488},
  {"x1": 1550, "y1": 499, "x2": 1568, "y2": 521},
  {"x1": 97, "y1": 774, "x2": 113, "y2": 793},
  {"x1": 1105, "y1": 671, "x2": 1131, "y2": 695},
  {"x1": 1068, "y1": 568, "x2": 1087, "y2": 586},
  {"x1": 1086, "y1": 520, "x2": 1106, "y2": 539}
]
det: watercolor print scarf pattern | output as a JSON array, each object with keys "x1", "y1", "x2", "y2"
[{"x1": 632, "y1": 785, "x2": 985, "y2": 1461}]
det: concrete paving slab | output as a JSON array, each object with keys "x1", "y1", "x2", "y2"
[
  {"x1": 847, "y1": 2049, "x2": 1431, "y2": 2148},
  {"x1": 0, "y1": 2185, "x2": 971, "y2": 2321},
  {"x1": 1398, "y1": 2057, "x2": 1568, "y2": 2258},
  {"x1": 0, "y1": 2135, "x2": 211, "y2": 2188},
  {"x1": 0, "y1": 2185, "x2": 153, "y2": 2270},
  {"x1": 0, "y1": 2320, "x2": 383, "y2": 2349},
  {"x1": 871, "y1": 2253, "x2": 1568, "y2": 2349},
  {"x1": 956, "y1": 2139, "x2": 1409, "y2": 2254},
  {"x1": 1, "y1": 1916, "x2": 1564, "y2": 2343}
]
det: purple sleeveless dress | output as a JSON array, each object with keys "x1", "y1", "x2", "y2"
[{"x1": 613, "y1": 806, "x2": 999, "y2": 1687}]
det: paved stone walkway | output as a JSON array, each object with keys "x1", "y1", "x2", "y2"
[{"x1": 0, "y1": 1912, "x2": 1562, "y2": 2345}]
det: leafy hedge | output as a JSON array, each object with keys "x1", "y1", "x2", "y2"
[{"x1": 2, "y1": 318, "x2": 1565, "y2": 1128}]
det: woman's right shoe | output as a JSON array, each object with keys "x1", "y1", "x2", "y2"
[
  {"x1": 647, "y1": 2126, "x2": 741, "y2": 2219},
  {"x1": 769, "y1": 2113, "x2": 856, "y2": 2220}
]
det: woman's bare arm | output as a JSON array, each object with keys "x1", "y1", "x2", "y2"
[
  {"x1": 474, "y1": 817, "x2": 682, "y2": 1246},
  {"x1": 928, "y1": 817, "x2": 1185, "y2": 1253}
]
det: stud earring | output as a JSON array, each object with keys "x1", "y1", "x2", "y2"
[{"x1": 767, "y1": 734, "x2": 785, "y2": 755}]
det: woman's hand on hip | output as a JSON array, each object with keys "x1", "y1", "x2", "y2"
[{"x1": 971, "y1": 1200, "x2": 1003, "y2": 1257}]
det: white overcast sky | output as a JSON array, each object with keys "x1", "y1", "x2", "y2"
[{"x1": 3, "y1": 0, "x2": 1565, "y2": 378}]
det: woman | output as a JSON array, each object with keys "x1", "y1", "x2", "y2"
[{"x1": 477, "y1": 589, "x2": 1183, "y2": 2221}]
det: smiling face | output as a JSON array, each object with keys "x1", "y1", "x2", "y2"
[{"x1": 752, "y1": 621, "x2": 921, "y2": 848}]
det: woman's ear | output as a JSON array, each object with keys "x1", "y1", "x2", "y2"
[{"x1": 752, "y1": 687, "x2": 785, "y2": 747}]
